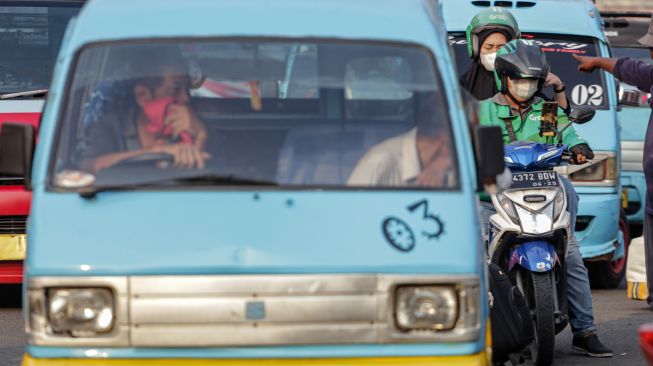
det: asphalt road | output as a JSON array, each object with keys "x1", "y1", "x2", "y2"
[
  {"x1": 0, "y1": 285, "x2": 24, "y2": 366},
  {"x1": 0, "y1": 281, "x2": 650, "y2": 366}
]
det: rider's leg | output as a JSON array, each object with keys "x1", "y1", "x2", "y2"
[
  {"x1": 561, "y1": 177, "x2": 612, "y2": 357},
  {"x1": 560, "y1": 177, "x2": 597, "y2": 336}
]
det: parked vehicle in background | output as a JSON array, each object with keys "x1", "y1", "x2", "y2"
[
  {"x1": 641, "y1": 323, "x2": 653, "y2": 365},
  {"x1": 443, "y1": 0, "x2": 629, "y2": 289},
  {"x1": 602, "y1": 12, "x2": 652, "y2": 234},
  {"x1": 0, "y1": 0, "x2": 84, "y2": 284},
  {"x1": 7, "y1": 0, "x2": 507, "y2": 364}
]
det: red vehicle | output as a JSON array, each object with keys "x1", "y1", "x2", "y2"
[
  {"x1": 641, "y1": 323, "x2": 653, "y2": 364},
  {"x1": 0, "y1": 0, "x2": 84, "y2": 283}
]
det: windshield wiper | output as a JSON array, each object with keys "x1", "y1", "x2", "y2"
[
  {"x1": 0, "y1": 89, "x2": 48, "y2": 100},
  {"x1": 79, "y1": 174, "x2": 278, "y2": 199}
]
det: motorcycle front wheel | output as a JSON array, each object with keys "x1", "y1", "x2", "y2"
[{"x1": 521, "y1": 271, "x2": 555, "y2": 366}]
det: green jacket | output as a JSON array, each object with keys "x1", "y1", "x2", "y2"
[{"x1": 478, "y1": 94, "x2": 587, "y2": 148}]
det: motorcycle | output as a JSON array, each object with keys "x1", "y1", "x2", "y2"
[{"x1": 487, "y1": 107, "x2": 595, "y2": 366}]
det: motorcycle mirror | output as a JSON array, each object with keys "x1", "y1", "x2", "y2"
[
  {"x1": 568, "y1": 107, "x2": 595, "y2": 124},
  {"x1": 473, "y1": 125, "x2": 505, "y2": 193}
]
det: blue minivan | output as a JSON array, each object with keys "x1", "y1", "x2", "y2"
[
  {"x1": 603, "y1": 12, "x2": 652, "y2": 231},
  {"x1": 442, "y1": 0, "x2": 628, "y2": 289},
  {"x1": 7, "y1": 0, "x2": 506, "y2": 364}
]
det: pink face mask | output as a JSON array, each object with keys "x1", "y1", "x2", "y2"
[{"x1": 143, "y1": 96, "x2": 192, "y2": 144}]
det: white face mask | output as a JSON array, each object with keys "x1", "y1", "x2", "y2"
[
  {"x1": 480, "y1": 52, "x2": 497, "y2": 72},
  {"x1": 509, "y1": 78, "x2": 539, "y2": 100}
]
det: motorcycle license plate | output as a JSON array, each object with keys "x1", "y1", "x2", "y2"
[{"x1": 511, "y1": 171, "x2": 559, "y2": 189}]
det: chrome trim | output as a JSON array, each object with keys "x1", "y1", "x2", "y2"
[
  {"x1": 25, "y1": 277, "x2": 129, "y2": 346},
  {"x1": 27, "y1": 274, "x2": 481, "y2": 347},
  {"x1": 621, "y1": 141, "x2": 644, "y2": 172}
]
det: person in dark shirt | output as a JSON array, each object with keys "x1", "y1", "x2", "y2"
[
  {"x1": 574, "y1": 17, "x2": 653, "y2": 308},
  {"x1": 81, "y1": 49, "x2": 208, "y2": 173}
]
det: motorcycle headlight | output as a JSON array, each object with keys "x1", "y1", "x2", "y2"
[
  {"x1": 45, "y1": 288, "x2": 114, "y2": 337},
  {"x1": 395, "y1": 286, "x2": 458, "y2": 331},
  {"x1": 515, "y1": 203, "x2": 554, "y2": 235},
  {"x1": 497, "y1": 192, "x2": 519, "y2": 224},
  {"x1": 553, "y1": 188, "x2": 565, "y2": 221}
]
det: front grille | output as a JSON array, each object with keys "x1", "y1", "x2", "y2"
[
  {"x1": 0, "y1": 176, "x2": 25, "y2": 186},
  {"x1": 0, "y1": 216, "x2": 27, "y2": 234},
  {"x1": 128, "y1": 274, "x2": 480, "y2": 347}
]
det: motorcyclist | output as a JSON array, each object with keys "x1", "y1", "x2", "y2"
[
  {"x1": 460, "y1": 7, "x2": 569, "y2": 111},
  {"x1": 479, "y1": 39, "x2": 613, "y2": 358}
]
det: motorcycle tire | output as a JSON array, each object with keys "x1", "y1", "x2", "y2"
[
  {"x1": 525, "y1": 271, "x2": 555, "y2": 366},
  {"x1": 587, "y1": 209, "x2": 630, "y2": 289}
]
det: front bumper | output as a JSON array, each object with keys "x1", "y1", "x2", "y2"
[
  {"x1": 0, "y1": 260, "x2": 23, "y2": 283},
  {"x1": 23, "y1": 353, "x2": 488, "y2": 366},
  {"x1": 574, "y1": 192, "x2": 621, "y2": 259}
]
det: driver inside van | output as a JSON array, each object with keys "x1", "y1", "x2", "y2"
[
  {"x1": 80, "y1": 48, "x2": 209, "y2": 173},
  {"x1": 347, "y1": 92, "x2": 455, "y2": 187}
]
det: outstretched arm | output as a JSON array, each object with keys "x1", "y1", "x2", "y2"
[
  {"x1": 573, "y1": 54, "x2": 653, "y2": 92},
  {"x1": 572, "y1": 54, "x2": 617, "y2": 74}
]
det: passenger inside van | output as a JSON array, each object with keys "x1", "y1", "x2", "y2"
[
  {"x1": 347, "y1": 92, "x2": 456, "y2": 187},
  {"x1": 80, "y1": 48, "x2": 209, "y2": 173}
]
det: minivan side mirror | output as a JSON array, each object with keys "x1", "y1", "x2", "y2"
[
  {"x1": 474, "y1": 125, "x2": 505, "y2": 191},
  {"x1": 0, "y1": 123, "x2": 35, "y2": 188},
  {"x1": 568, "y1": 107, "x2": 595, "y2": 124}
]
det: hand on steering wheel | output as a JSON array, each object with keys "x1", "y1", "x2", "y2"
[{"x1": 151, "y1": 144, "x2": 211, "y2": 169}]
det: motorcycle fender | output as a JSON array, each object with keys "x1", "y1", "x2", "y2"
[{"x1": 508, "y1": 241, "x2": 557, "y2": 273}]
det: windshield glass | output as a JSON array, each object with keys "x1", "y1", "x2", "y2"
[
  {"x1": 52, "y1": 40, "x2": 458, "y2": 190},
  {"x1": 0, "y1": 3, "x2": 81, "y2": 95},
  {"x1": 0, "y1": 2, "x2": 80, "y2": 185},
  {"x1": 449, "y1": 33, "x2": 608, "y2": 109}
]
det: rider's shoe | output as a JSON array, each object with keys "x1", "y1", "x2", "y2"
[{"x1": 572, "y1": 332, "x2": 613, "y2": 358}]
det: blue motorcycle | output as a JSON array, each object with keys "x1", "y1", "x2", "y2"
[{"x1": 487, "y1": 108, "x2": 594, "y2": 365}]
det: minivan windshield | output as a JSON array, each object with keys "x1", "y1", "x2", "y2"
[
  {"x1": 449, "y1": 33, "x2": 608, "y2": 109},
  {"x1": 0, "y1": 2, "x2": 81, "y2": 95},
  {"x1": 52, "y1": 40, "x2": 458, "y2": 190}
]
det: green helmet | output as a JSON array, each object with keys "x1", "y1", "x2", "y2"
[
  {"x1": 465, "y1": 7, "x2": 521, "y2": 59},
  {"x1": 493, "y1": 39, "x2": 550, "y2": 95}
]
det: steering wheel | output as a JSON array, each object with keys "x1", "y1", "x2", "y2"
[{"x1": 113, "y1": 152, "x2": 175, "y2": 169}]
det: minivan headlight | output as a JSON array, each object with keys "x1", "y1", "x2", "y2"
[
  {"x1": 43, "y1": 288, "x2": 114, "y2": 337},
  {"x1": 395, "y1": 286, "x2": 457, "y2": 331},
  {"x1": 570, "y1": 157, "x2": 617, "y2": 182}
]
